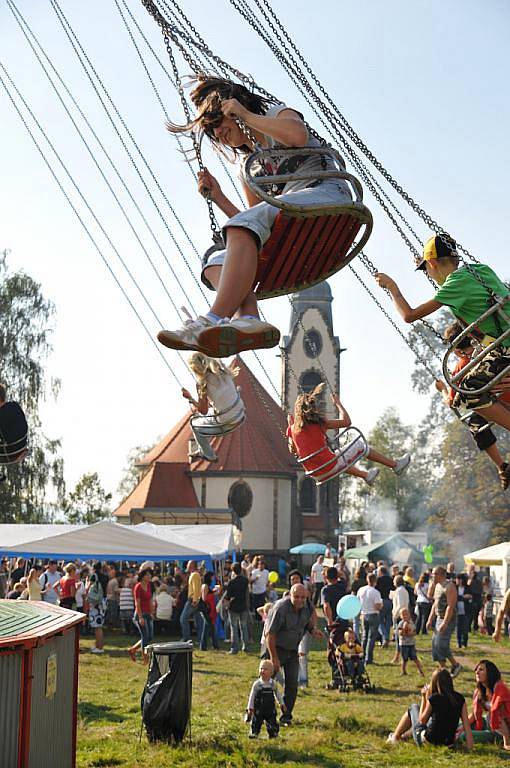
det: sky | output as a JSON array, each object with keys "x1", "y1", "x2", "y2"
[{"x1": 0, "y1": 0, "x2": 509, "y2": 502}]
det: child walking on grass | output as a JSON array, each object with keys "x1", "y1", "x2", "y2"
[
  {"x1": 398, "y1": 607, "x2": 424, "y2": 677},
  {"x1": 246, "y1": 659, "x2": 285, "y2": 739}
]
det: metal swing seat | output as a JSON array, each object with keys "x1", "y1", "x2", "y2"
[
  {"x1": 443, "y1": 296, "x2": 510, "y2": 398},
  {"x1": 189, "y1": 391, "x2": 245, "y2": 462},
  {"x1": 189, "y1": 391, "x2": 246, "y2": 438},
  {"x1": 297, "y1": 426, "x2": 369, "y2": 486},
  {"x1": 242, "y1": 147, "x2": 373, "y2": 299},
  {"x1": 0, "y1": 403, "x2": 29, "y2": 467}
]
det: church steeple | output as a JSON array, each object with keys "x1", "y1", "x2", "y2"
[{"x1": 281, "y1": 281, "x2": 341, "y2": 418}]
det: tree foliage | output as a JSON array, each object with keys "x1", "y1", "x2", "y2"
[
  {"x1": 0, "y1": 250, "x2": 64, "y2": 522},
  {"x1": 63, "y1": 472, "x2": 112, "y2": 525},
  {"x1": 116, "y1": 442, "x2": 154, "y2": 502}
]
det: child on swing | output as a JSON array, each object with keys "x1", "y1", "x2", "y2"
[
  {"x1": 182, "y1": 353, "x2": 245, "y2": 431},
  {"x1": 159, "y1": 75, "x2": 354, "y2": 357},
  {"x1": 286, "y1": 384, "x2": 411, "y2": 485},
  {"x1": 435, "y1": 321, "x2": 510, "y2": 490},
  {"x1": 376, "y1": 234, "x2": 510, "y2": 433}
]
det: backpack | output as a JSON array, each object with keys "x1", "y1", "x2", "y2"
[{"x1": 87, "y1": 576, "x2": 104, "y2": 607}]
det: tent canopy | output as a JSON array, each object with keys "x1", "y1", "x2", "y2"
[
  {"x1": 133, "y1": 523, "x2": 236, "y2": 560},
  {"x1": 344, "y1": 534, "x2": 423, "y2": 563},
  {"x1": 0, "y1": 521, "x2": 211, "y2": 563},
  {"x1": 289, "y1": 543, "x2": 337, "y2": 556},
  {"x1": 464, "y1": 542, "x2": 510, "y2": 566}
]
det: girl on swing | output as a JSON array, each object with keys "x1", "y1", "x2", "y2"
[
  {"x1": 182, "y1": 352, "x2": 245, "y2": 443},
  {"x1": 287, "y1": 384, "x2": 411, "y2": 485},
  {"x1": 159, "y1": 75, "x2": 354, "y2": 357}
]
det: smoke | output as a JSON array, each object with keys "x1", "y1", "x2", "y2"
[{"x1": 364, "y1": 499, "x2": 398, "y2": 533}]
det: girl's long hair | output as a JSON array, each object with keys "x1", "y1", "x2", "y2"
[
  {"x1": 430, "y1": 668, "x2": 458, "y2": 707},
  {"x1": 188, "y1": 352, "x2": 239, "y2": 399},
  {"x1": 293, "y1": 383, "x2": 326, "y2": 433},
  {"x1": 166, "y1": 75, "x2": 273, "y2": 160},
  {"x1": 476, "y1": 659, "x2": 501, "y2": 702}
]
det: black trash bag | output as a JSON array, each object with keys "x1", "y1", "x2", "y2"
[
  {"x1": 141, "y1": 648, "x2": 192, "y2": 743},
  {"x1": 0, "y1": 401, "x2": 28, "y2": 464}
]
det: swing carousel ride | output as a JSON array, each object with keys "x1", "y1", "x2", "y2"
[{"x1": 0, "y1": 0, "x2": 508, "y2": 485}]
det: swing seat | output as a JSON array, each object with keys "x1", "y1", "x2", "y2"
[
  {"x1": 443, "y1": 297, "x2": 510, "y2": 398},
  {"x1": 0, "y1": 403, "x2": 29, "y2": 466},
  {"x1": 189, "y1": 393, "x2": 246, "y2": 438},
  {"x1": 243, "y1": 147, "x2": 373, "y2": 299},
  {"x1": 298, "y1": 427, "x2": 368, "y2": 486}
]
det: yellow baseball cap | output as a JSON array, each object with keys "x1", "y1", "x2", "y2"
[{"x1": 416, "y1": 233, "x2": 457, "y2": 271}]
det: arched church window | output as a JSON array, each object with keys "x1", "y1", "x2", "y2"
[
  {"x1": 303, "y1": 329, "x2": 323, "y2": 359},
  {"x1": 300, "y1": 477, "x2": 317, "y2": 515},
  {"x1": 300, "y1": 370, "x2": 323, "y2": 395}
]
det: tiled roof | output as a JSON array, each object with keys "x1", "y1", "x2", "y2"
[{"x1": 114, "y1": 358, "x2": 297, "y2": 518}]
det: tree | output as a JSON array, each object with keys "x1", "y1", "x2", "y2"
[
  {"x1": 116, "y1": 442, "x2": 154, "y2": 502},
  {"x1": 64, "y1": 472, "x2": 112, "y2": 525},
  {"x1": 0, "y1": 249, "x2": 65, "y2": 522}
]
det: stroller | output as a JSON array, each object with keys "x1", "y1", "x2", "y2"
[{"x1": 326, "y1": 622, "x2": 375, "y2": 694}]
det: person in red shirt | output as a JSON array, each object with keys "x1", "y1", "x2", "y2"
[
  {"x1": 58, "y1": 563, "x2": 77, "y2": 610},
  {"x1": 469, "y1": 660, "x2": 510, "y2": 749},
  {"x1": 436, "y1": 322, "x2": 510, "y2": 490},
  {"x1": 129, "y1": 567, "x2": 155, "y2": 664},
  {"x1": 287, "y1": 384, "x2": 410, "y2": 485}
]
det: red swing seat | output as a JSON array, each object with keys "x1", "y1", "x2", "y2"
[{"x1": 243, "y1": 147, "x2": 373, "y2": 300}]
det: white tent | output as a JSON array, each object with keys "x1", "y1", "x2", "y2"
[
  {"x1": 133, "y1": 523, "x2": 238, "y2": 559},
  {"x1": 0, "y1": 521, "x2": 210, "y2": 563},
  {"x1": 464, "y1": 541, "x2": 510, "y2": 593},
  {"x1": 0, "y1": 524, "x2": 79, "y2": 548}
]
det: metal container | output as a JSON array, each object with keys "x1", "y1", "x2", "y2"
[{"x1": 0, "y1": 600, "x2": 84, "y2": 768}]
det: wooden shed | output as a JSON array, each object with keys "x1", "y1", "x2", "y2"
[{"x1": 0, "y1": 600, "x2": 84, "y2": 768}]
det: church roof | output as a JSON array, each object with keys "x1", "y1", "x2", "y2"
[
  {"x1": 114, "y1": 358, "x2": 297, "y2": 518},
  {"x1": 289, "y1": 280, "x2": 333, "y2": 333}
]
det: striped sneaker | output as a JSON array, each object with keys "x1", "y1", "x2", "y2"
[{"x1": 198, "y1": 317, "x2": 280, "y2": 358}]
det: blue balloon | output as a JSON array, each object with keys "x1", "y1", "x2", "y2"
[{"x1": 337, "y1": 594, "x2": 361, "y2": 620}]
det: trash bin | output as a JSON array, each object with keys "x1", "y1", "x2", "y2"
[
  {"x1": 0, "y1": 599, "x2": 85, "y2": 768},
  {"x1": 141, "y1": 641, "x2": 193, "y2": 743}
]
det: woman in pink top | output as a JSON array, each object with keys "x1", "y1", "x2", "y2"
[{"x1": 129, "y1": 567, "x2": 155, "y2": 664}]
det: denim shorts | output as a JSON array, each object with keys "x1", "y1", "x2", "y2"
[
  {"x1": 401, "y1": 644, "x2": 418, "y2": 662},
  {"x1": 431, "y1": 618, "x2": 455, "y2": 661},
  {"x1": 201, "y1": 180, "x2": 352, "y2": 285}
]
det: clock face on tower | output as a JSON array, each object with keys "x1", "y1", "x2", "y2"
[{"x1": 303, "y1": 329, "x2": 323, "y2": 358}]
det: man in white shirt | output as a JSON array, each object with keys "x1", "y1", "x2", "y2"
[
  {"x1": 357, "y1": 573, "x2": 383, "y2": 664},
  {"x1": 310, "y1": 555, "x2": 325, "y2": 606},
  {"x1": 39, "y1": 561, "x2": 61, "y2": 605},
  {"x1": 390, "y1": 575, "x2": 410, "y2": 663},
  {"x1": 250, "y1": 556, "x2": 269, "y2": 614},
  {"x1": 154, "y1": 584, "x2": 175, "y2": 634}
]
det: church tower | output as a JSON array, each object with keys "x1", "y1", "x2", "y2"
[{"x1": 281, "y1": 282, "x2": 342, "y2": 543}]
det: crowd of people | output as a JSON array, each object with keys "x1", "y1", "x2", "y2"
[{"x1": 2, "y1": 549, "x2": 510, "y2": 750}]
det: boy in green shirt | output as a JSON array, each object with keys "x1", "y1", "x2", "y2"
[{"x1": 376, "y1": 234, "x2": 510, "y2": 430}]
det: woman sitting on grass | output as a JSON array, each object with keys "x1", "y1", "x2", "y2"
[
  {"x1": 387, "y1": 668, "x2": 473, "y2": 748},
  {"x1": 468, "y1": 660, "x2": 510, "y2": 749}
]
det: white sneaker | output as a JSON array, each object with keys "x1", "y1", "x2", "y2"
[
  {"x1": 393, "y1": 454, "x2": 411, "y2": 476},
  {"x1": 365, "y1": 468, "x2": 380, "y2": 486},
  {"x1": 386, "y1": 732, "x2": 397, "y2": 744},
  {"x1": 157, "y1": 315, "x2": 216, "y2": 352},
  {"x1": 90, "y1": 647, "x2": 104, "y2": 654},
  {"x1": 198, "y1": 317, "x2": 280, "y2": 358}
]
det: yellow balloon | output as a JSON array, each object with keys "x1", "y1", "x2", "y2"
[{"x1": 268, "y1": 571, "x2": 279, "y2": 584}]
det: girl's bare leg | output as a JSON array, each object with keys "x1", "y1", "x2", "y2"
[
  {"x1": 209, "y1": 228, "x2": 258, "y2": 318},
  {"x1": 346, "y1": 466, "x2": 368, "y2": 480},
  {"x1": 204, "y1": 265, "x2": 259, "y2": 318},
  {"x1": 366, "y1": 448, "x2": 396, "y2": 469},
  {"x1": 393, "y1": 710, "x2": 412, "y2": 741}
]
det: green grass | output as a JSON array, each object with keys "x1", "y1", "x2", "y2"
[{"x1": 77, "y1": 627, "x2": 510, "y2": 768}]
